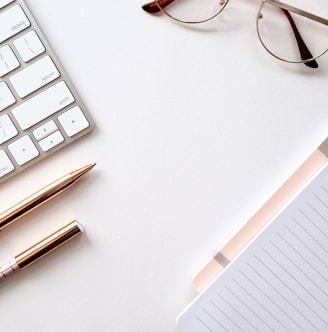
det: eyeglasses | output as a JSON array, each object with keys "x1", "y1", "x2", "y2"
[{"x1": 142, "y1": 0, "x2": 328, "y2": 69}]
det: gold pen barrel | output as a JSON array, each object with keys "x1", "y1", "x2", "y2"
[
  {"x1": 0, "y1": 174, "x2": 73, "y2": 230},
  {"x1": 0, "y1": 163, "x2": 95, "y2": 231},
  {"x1": 16, "y1": 221, "x2": 83, "y2": 269}
]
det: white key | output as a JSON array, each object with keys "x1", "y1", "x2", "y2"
[
  {"x1": 8, "y1": 135, "x2": 39, "y2": 165},
  {"x1": 0, "y1": 45, "x2": 20, "y2": 77},
  {"x1": 12, "y1": 81, "x2": 75, "y2": 130},
  {"x1": 0, "y1": 5, "x2": 30, "y2": 43},
  {"x1": 58, "y1": 106, "x2": 90, "y2": 137},
  {"x1": 14, "y1": 30, "x2": 45, "y2": 62},
  {"x1": 0, "y1": 113, "x2": 18, "y2": 144},
  {"x1": 39, "y1": 130, "x2": 64, "y2": 152},
  {"x1": 10, "y1": 56, "x2": 60, "y2": 98},
  {"x1": 0, "y1": 82, "x2": 15, "y2": 111},
  {"x1": 0, "y1": 0, "x2": 13, "y2": 9},
  {"x1": 0, "y1": 149, "x2": 14, "y2": 177},
  {"x1": 33, "y1": 120, "x2": 58, "y2": 141}
]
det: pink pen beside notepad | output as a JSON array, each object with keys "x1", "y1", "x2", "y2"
[
  {"x1": 177, "y1": 137, "x2": 328, "y2": 331},
  {"x1": 192, "y1": 136, "x2": 328, "y2": 292}
]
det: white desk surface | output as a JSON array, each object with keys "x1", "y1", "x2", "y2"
[{"x1": 0, "y1": 0, "x2": 327, "y2": 331}]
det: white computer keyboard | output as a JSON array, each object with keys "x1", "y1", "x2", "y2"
[{"x1": 0, "y1": 0, "x2": 94, "y2": 183}]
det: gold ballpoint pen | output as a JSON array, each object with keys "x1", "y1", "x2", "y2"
[
  {"x1": 0, "y1": 163, "x2": 96, "y2": 231},
  {"x1": 0, "y1": 220, "x2": 83, "y2": 280}
]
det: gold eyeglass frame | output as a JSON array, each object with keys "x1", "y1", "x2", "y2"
[
  {"x1": 142, "y1": 0, "x2": 328, "y2": 68},
  {"x1": 256, "y1": 0, "x2": 328, "y2": 65}
]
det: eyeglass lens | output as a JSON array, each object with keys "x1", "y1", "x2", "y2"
[
  {"x1": 143, "y1": 0, "x2": 328, "y2": 65},
  {"x1": 153, "y1": 0, "x2": 227, "y2": 23},
  {"x1": 257, "y1": 0, "x2": 328, "y2": 64}
]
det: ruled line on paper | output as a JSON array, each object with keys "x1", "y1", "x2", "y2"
[
  {"x1": 246, "y1": 263, "x2": 307, "y2": 332},
  {"x1": 177, "y1": 164, "x2": 328, "y2": 332},
  {"x1": 298, "y1": 209, "x2": 328, "y2": 239},
  {"x1": 259, "y1": 249, "x2": 328, "y2": 326},
  {"x1": 320, "y1": 184, "x2": 328, "y2": 196},
  {"x1": 253, "y1": 256, "x2": 323, "y2": 331},
  {"x1": 269, "y1": 237, "x2": 328, "y2": 306},
  {"x1": 210, "y1": 299, "x2": 244, "y2": 331},
  {"x1": 194, "y1": 314, "x2": 215, "y2": 332},
  {"x1": 314, "y1": 191, "x2": 328, "y2": 209},
  {"x1": 203, "y1": 308, "x2": 228, "y2": 332},
  {"x1": 215, "y1": 292, "x2": 256, "y2": 332},
  {"x1": 275, "y1": 231, "x2": 328, "y2": 287},
  {"x1": 224, "y1": 286, "x2": 261, "y2": 332},
  {"x1": 306, "y1": 201, "x2": 328, "y2": 223},
  {"x1": 291, "y1": 216, "x2": 328, "y2": 256},
  {"x1": 229, "y1": 279, "x2": 276, "y2": 332},
  {"x1": 284, "y1": 224, "x2": 328, "y2": 270},
  {"x1": 239, "y1": 271, "x2": 290, "y2": 332}
]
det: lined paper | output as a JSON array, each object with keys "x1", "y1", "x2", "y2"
[{"x1": 177, "y1": 164, "x2": 328, "y2": 332}]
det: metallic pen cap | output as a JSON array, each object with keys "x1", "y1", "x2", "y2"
[{"x1": 15, "y1": 221, "x2": 83, "y2": 269}]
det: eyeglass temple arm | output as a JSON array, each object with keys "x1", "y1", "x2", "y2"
[
  {"x1": 265, "y1": 0, "x2": 328, "y2": 26},
  {"x1": 281, "y1": 9, "x2": 318, "y2": 68},
  {"x1": 144, "y1": 0, "x2": 328, "y2": 25},
  {"x1": 143, "y1": 0, "x2": 323, "y2": 68},
  {"x1": 142, "y1": 0, "x2": 175, "y2": 14},
  {"x1": 266, "y1": 0, "x2": 326, "y2": 68}
]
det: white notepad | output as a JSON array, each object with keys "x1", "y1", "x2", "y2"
[{"x1": 177, "y1": 163, "x2": 328, "y2": 332}]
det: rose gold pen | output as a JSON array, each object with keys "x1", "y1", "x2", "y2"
[
  {"x1": 192, "y1": 137, "x2": 328, "y2": 292},
  {"x1": 0, "y1": 220, "x2": 83, "y2": 281},
  {"x1": 0, "y1": 163, "x2": 96, "y2": 231}
]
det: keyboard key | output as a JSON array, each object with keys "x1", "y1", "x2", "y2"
[
  {"x1": 0, "y1": 81, "x2": 15, "y2": 111},
  {"x1": 0, "y1": 149, "x2": 14, "y2": 177},
  {"x1": 33, "y1": 120, "x2": 58, "y2": 141},
  {"x1": 58, "y1": 106, "x2": 90, "y2": 137},
  {"x1": 12, "y1": 81, "x2": 75, "y2": 130},
  {"x1": 14, "y1": 30, "x2": 45, "y2": 62},
  {"x1": 0, "y1": 5, "x2": 30, "y2": 43},
  {"x1": 10, "y1": 55, "x2": 60, "y2": 98},
  {"x1": 0, "y1": 113, "x2": 18, "y2": 144},
  {"x1": 0, "y1": 1, "x2": 94, "y2": 184},
  {"x1": 0, "y1": 45, "x2": 20, "y2": 77},
  {"x1": 39, "y1": 130, "x2": 64, "y2": 151},
  {"x1": 8, "y1": 135, "x2": 39, "y2": 165}
]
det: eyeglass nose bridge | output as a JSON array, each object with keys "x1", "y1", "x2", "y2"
[{"x1": 143, "y1": 0, "x2": 328, "y2": 67}]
